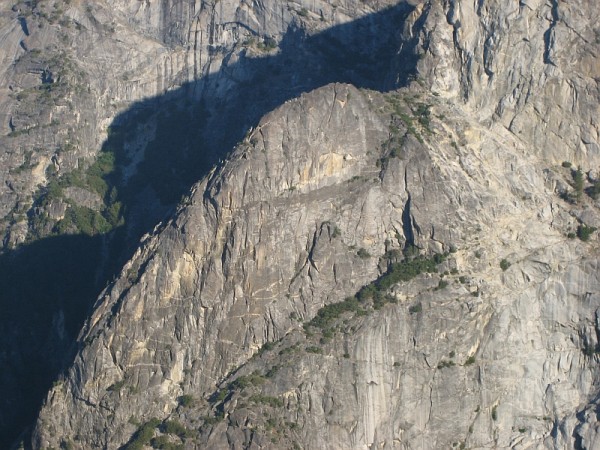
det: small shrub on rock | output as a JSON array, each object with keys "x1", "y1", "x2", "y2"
[{"x1": 577, "y1": 224, "x2": 597, "y2": 241}]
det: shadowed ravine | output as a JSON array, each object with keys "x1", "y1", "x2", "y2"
[{"x1": 0, "y1": 2, "x2": 421, "y2": 447}]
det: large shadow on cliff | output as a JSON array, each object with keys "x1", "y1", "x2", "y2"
[
  {"x1": 108, "y1": 1, "x2": 420, "y2": 221},
  {"x1": 0, "y1": 2, "x2": 422, "y2": 447},
  {"x1": 0, "y1": 235, "x2": 104, "y2": 448}
]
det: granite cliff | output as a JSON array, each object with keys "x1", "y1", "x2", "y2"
[
  {"x1": 0, "y1": 0, "x2": 407, "y2": 443},
  {"x1": 1, "y1": 0, "x2": 600, "y2": 448}
]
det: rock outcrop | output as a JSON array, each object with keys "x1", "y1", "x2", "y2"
[
  {"x1": 35, "y1": 81, "x2": 600, "y2": 450},
  {"x1": 0, "y1": 0, "x2": 406, "y2": 247},
  {"x1": 0, "y1": 0, "x2": 406, "y2": 444},
  {"x1": 3, "y1": 0, "x2": 600, "y2": 448}
]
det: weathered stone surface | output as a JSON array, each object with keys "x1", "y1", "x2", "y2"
[
  {"x1": 419, "y1": 0, "x2": 600, "y2": 167},
  {"x1": 0, "y1": 0, "x2": 402, "y2": 247},
  {"x1": 34, "y1": 74, "x2": 600, "y2": 448},
  {"x1": 4, "y1": 0, "x2": 600, "y2": 448},
  {"x1": 0, "y1": 0, "x2": 405, "y2": 443},
  {"x1": 34, "y1": 82, "x2": 399, "y2": 449}
]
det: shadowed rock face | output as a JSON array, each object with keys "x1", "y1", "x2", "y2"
[
  {"x1": 1, "y1": 0, "x2": 600, "y2": 448},
  {"x1": 0, "y1": 0, "x2": 411, "y2": 248}
]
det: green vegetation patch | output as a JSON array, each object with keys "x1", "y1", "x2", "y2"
[
  {"x1": 230, "y1": 372, "x2": 266, "y2": 390},
  {"x1": 408, "y1": 302, "x2": 422, "y2": 314},
  {"x1": 107, "y1": 379, "x2": 126, "y2": 393},
  {"x1": 464, "y1": 356, "x2": 476, "y2": 366},
  {"x1": 383, "y1": 93, "x2": 433, "y2": 145},
  {"x1": 55, "y1": 205, "x2": 112, "y2": 236},
  {"x1": 306, "y1": 253, "x2": 445, "y2": 332},
  {"x1": 29, "y1": 143, "x2": 124, "y2": 240},
  {"x1": 249, "y1": 394, "x2": 284, "y2": 408},
  {"x1": 307, "y1": 296, "x2": 362, "y2": 330},
  {"x1": 577, "y1": 224, "x2": 597, "y2": 241},
  {"x1": 124, "y1": 418, "x2": 161, "y2": 450},
  {"x1": 178, "y1": 395, "x2": 194, "y2": 408},
  {"x1": 124, "y1": 418, "x2": 193, "y2": 450},
  {"x1": 437, "y1": 360, "x2": 455, "y2": 369},
  {"x1": 161, "y1": 420, "x2": 193, "y2": 438},
  {"x1": 573, "y1": 167, "x2": 584, "y2": 203},
  {"x1": 305, "y1": 345, "x2": 323, "y2": 354},
  {"x1": 376, "y1": 254, "x2": 442, "y2": 290},
  {"x1": 357, "y1": 248, "x2": 371, "y2": 259},
  {"x1": 150, "y1": 435, "x2": 184, "y2": 450}
]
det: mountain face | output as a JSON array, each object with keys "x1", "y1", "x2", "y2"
[
  {"x1": 0, "y1": 0, "x2": 405, "y2": 444},
  {"x1": 0, "y1": 0, "x2": 599, "y2": 448},
  {"x1": 0, "y1": 0, "x2": 407, "y2": 247}
]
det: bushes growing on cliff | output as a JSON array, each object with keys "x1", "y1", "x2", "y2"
[
  {"x1": 557, "y1": 164, "x2": 600, "y2": 202},
  {"x1": 306, "y1": 252, "x2": 445, "y2": 331},
  {"x1": 557, "y1": 166, "x2": 588, "y2": 204},
  {"x1": 588, "y1": 181, "x2": 600, "y2": 200},
  {"x1": 178, "y1": 395, "x2": 194, "y2": 408},
  {"x1": 106, "y1": 379, "x2": 126, "y2": 393},
  {"x1": 437, "y1": 360, "x2": 455, "y2": 369},
  {"x1": 357, "y1": 248, "x2": 371, "y2": 259},
  {"x1": 376, "y1": 254, "x2": 441, "y2": 290},
  {"x1": 408, "y1": 302, "x2": 422, "y2": 314},
  {"x1": 305, "y1": 346, "x2": 323, "y2": 354},
  {"x1": 435, "y1": 279, "x2": 448, "y2": 290},
  {"x1": 29, "y1": 142, "x2": 124, "y2": 239},
  {"x1": 150, "y1": 436, "x2": 183, "y2": 450},
  {"x1": 464, "y1": 356, "x2": 476, "y2": 366},
  {"x1": 124, "y1": 418, "x2": 160, "y2": 450},
  {"x1": 577, "y1": 224, "x2": 597, "y2": 241},
  {"x1": 573, "y1": 167, "x2": 584, "y2": 203},
  {"x1": 55, "y1": 205, "x2": 112, "y2": 236},
  {"x1": 124, "y1": 418, "x2": 192, "y2": 450},
  {"x1": 230, "y1": 372, "x2": 265, "y2": 390},
  {"x1": 307, "y1": 296, "x2": 361, "y2": 330},
  {"x1": 415, "y1": 103, "x2": 431, "y2": 130},
  {"x1": 161, "y1": 420, "x2": 193, "y2": 438},
  {"x1": 249, "y1": 394, "x2": 284, "y2": 408},
  {"x1": 258, "y1": 341, "x2": 276, "y2": 355}
]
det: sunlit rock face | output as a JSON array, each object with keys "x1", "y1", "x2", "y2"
[{"x1": 3, "y1": 0, "x2": 600, "y2": 448}]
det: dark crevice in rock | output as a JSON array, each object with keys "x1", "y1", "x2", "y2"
[
  {"x1": 543, "y1": 0, "x2": 559, "y2": 66},
  {"x1": 402, "y1": 194, "x2": 415, "y2": 250},
  {"x1": 18, "y1": 16, "x2": 29, "y2": 36},
  {"x1": 573, "y1": 408, "x2": 586, "y2": 450}
]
